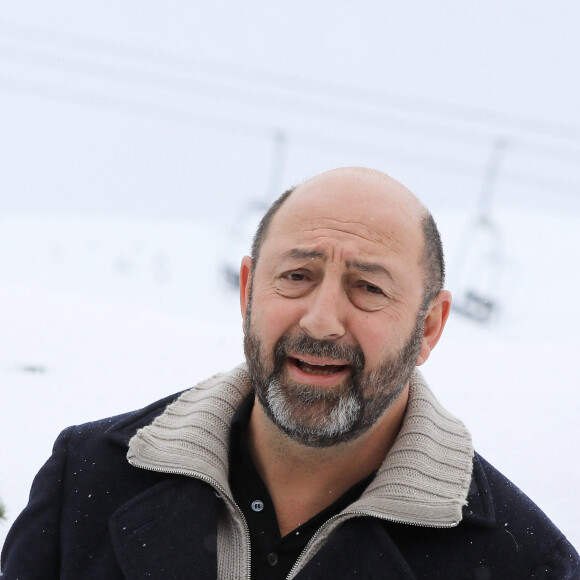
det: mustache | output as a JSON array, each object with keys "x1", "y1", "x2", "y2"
[{"x1": 273, "y1": 334, "x2": 365, "y2": 373}]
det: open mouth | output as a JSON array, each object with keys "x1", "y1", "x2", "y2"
[{"x1": 289, "y1": 357, "x2": 349, "y2": 376}]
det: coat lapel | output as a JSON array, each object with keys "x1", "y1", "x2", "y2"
[
  {"x1": 102, "y1": 390, "x2": 222, "y2": 578},
  {"x1": 109, "y1": 474, "x2": 219, "y2": 578},
  {"x1": 461, "y1": 453, "x2": 496, "y2": 527},
  {"x1": 296, "y1": 517, "x2": 418, "y2": 580}
]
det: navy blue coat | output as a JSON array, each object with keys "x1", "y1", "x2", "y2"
[{"x1": 2, "y1": 392, "x2": 579, "y2": 579}]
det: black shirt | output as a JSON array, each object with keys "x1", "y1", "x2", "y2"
[{"x1": 228, "y1": 394, "x2": 376, "y2": 580}]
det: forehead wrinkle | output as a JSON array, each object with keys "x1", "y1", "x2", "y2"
[
  {"x1": 285, "y1": 218, "x2": 404, "y2": 251},
  {"x1": 274, "y1": 225, "x2": 413, "y2": 271}
]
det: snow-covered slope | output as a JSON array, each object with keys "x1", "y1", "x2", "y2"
[{"x1": 0, "y1": 210, "x2": 578, "y2": 549}]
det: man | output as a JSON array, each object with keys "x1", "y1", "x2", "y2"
[{"x1": 2, "y1": 167, "x2": 578, "y2": 578}]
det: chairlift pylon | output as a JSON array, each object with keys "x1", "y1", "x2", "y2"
[
  {"x1": 222, "y1": 130, "x2": 288, "y2": 288},
  {"x1": 452, "y1": 139, "x2": 507, "y2": 322}
]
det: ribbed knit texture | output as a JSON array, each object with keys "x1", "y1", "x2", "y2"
[
  {"x1": 128, "y1": 364, "x2": 473, "y2": 579},
  {"x1": 358, "y1": 369, "x2": 473, "y2": 523}
]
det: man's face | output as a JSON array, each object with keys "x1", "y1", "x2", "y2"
[{"x1": 242, "y1": 170, "x2": 430, "y2": 447}]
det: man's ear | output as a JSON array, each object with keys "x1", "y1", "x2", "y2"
[
  {"x1": 416, "y1": 290, "x2": 452, "y2": 366},
  {"x1": 240, "y1": 255, "x2": 253, "y2": 322}
]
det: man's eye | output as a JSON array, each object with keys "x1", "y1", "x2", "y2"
[
  {"x1": 349, "y1": 281, "x2": 389, "y2": 311},
  {"x1": 275, "y1": 271, "x2": 311, "y2": 298},
  {"x1": 364, "y1": 284, "x2": 384, "y2": 295}
]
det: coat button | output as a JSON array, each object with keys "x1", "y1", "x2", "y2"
[
  {"x1": 251, "y1": 500, "x2": 264, "y2": 512},
  {"x1": 267, "y1": 552, "x2": 279, "y2": 566}
]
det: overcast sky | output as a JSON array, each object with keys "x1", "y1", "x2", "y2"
[{"x1": 1, "y1": 1, "x2": 579, "y2": 222}]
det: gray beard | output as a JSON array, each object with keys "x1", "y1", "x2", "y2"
[{"x1": 243, "y1": 307, "x2": 425, "y2": 448}]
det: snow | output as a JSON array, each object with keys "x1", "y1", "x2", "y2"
[{"x1": 0, "y1": 208, "x2": 578, "y2": 550}]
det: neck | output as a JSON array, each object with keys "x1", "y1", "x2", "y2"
[{"x1": 247, "y1": 386, "x2": 409, "y2": 536}]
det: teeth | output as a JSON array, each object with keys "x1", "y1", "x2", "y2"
[
  {"x1": 298, "y1": 359, "x2": 327, "y2": 366},
  {"x1": 297, "y1": 358, "x2": 346, "y2": 367},
  {"x1": 294, "y1": 358, "x2": 346, "y2": 375}
]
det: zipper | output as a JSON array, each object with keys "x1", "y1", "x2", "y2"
[
  {"x1": 286, "y1": 509, "x2": 457, "y2": 580},
  {"x1": 127, "y1": 457, "x2": 252, "y2": 580}
]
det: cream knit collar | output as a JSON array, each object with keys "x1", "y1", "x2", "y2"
[{"x1": 127, "y1": 364, "x2": 473, "y2": 529}]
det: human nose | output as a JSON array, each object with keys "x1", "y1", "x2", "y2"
[{"x1": 299, "y1": 278, "x2": 346, "y2": 340}]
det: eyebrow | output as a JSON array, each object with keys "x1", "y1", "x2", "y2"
[
  {"x1": 281, "y1": 248, "x2": 327, "y2": 261},
  {"x1": 280, "y1": 248, "x2": 394, "y2": 281},
  {"x1": 346, "y1": 260, "x2": 394, "y2": 281}
]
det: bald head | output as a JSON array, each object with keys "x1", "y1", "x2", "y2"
[
  {"x1": 292, "y1": 167, "x2": 424, "y2": 214},
  {"x1": 250, "y1": 167, "x2": 445, "y2": 310}
]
